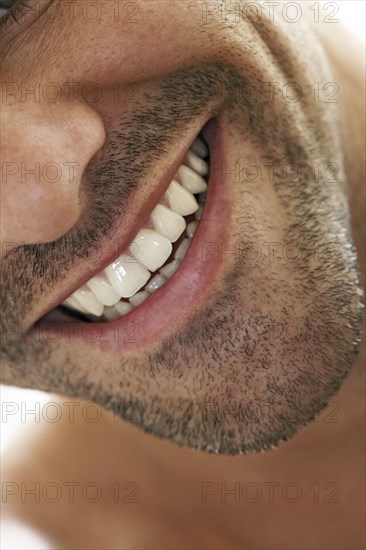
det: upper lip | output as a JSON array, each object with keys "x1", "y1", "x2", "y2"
[{"x1": 30, "y1": 120, "x2": 213, "y2": 326}]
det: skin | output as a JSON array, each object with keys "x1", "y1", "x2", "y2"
[{"x1": 0, "y1": 1, "x2": 364, "y2": 548}]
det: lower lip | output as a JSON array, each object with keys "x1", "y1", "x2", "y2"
[{"x1": 36, "y1": 117, "x2": 231, "y2": 352}]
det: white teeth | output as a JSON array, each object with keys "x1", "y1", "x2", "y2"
[
  {"x1": 104, "y1": 301, "x2": 133, "y2": 321},
  {"x1": 166, "y1": 180, "x2": 199, "y2": 216},
  {"x1": 183, "y1": 151, "x2": 209, "y2": 177},
  {"x1": 186, "y1": 221, "x2": 198, "y2": 238},
  {"x1": 130, "y1": 229, "x2": 172, "y2": 272},
  {"x1": 195, "y1": 205, "x2": 204, "y2": 221},
  {"x1": 191, "y1": 136, "x2": 208, "y2": 159},
  {"x1": 105, "y1": 256, "x2": 150, "y2": 298},
  {"x1": 160, "y1": 259, "x2": 180, "y2": 279},
  {"x1": 146, "y1": 274, "x2": 167, "y2": 293},
  {"x1": 86, "y1": 273, "x2": 121, "y2": 306},
  {"x1": 129, "y1": 290, "x2": 150, "y2": 307},
  {"x1": 174, "y1": 238, "x2": 190, "y2": 261},
  {"x1": 151, "y1": 204, "x2": 186, "y2": 243},
  {"x1": 71, "y1": 286, "x2": 104, "y2": 317},
  {"x1": 178, "y1": 165, "x2": 208, "y2": 194},
  {"x1": 61, "y1": 134, "x2": 209, "y2": 321},
  {"x1": 63, "y1": 296, "x2": 89, "y2": 314}
]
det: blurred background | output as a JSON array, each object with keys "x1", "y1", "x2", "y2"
[
  {"x1": 340, "y1": 0, "x2": 365, "y2": 39},
  {"x1": 1, "y1": 0, "x2": 365, "y2": 456}
]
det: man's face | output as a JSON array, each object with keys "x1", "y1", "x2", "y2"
[{"x1": 0, "y1": 0, "x2": 362, "y2": 454}]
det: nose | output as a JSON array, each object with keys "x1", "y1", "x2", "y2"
[{"x1": 0, "y1": 99, "x2": 105, "y2": 254}]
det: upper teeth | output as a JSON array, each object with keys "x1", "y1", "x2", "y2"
[
  {"x1": 105, "y1": 256, "x2": 150, "y2": 299},
  {"x1": 86, "y1": 272, "x2": 121, "y2": 307},
  {"x1": 178, "y1": 165, "x2": 208, "y2": 192},
  {"x1": 151, "y1": 205, "x2": 186, "y2": 242},
  {"x1": 166, "y1": 180, "x2": 199, "y2": 216},
  {"x1": 61, "y1": 134, "x2": 209, "y2": 320},
  {"x1": 190, "y1": 136, "x2": 208, "y2": 158}
]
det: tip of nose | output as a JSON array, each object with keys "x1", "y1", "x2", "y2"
[{"x1": 1, "y1": 100, "x2": 106, "y2": 253}]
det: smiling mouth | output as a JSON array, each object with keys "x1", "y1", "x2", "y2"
[{"x1": 57, "y1": 133, "x2": 210, "y2": 323}]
